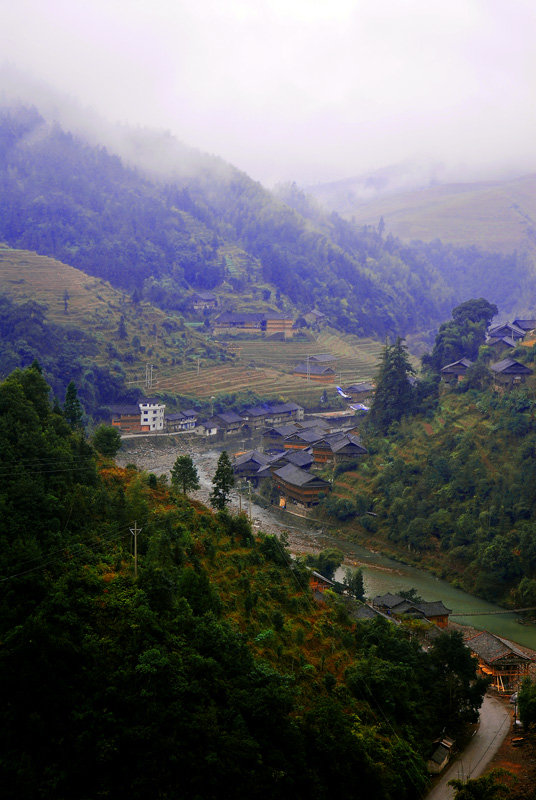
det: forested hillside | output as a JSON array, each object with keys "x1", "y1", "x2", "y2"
[
  {"x1": 329, "y1": 324, "x2": 536, "y2": 607},
  {"x1": 0, "y1": 104, "x2": 529, "y2": 340},
  {"x1": 0, "y1": 364, "x2": 488, "y2": 799}
]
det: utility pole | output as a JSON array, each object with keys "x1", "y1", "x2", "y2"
[
  {"x1": 130, "y1": 521, "x2": 142, "y2": 577},
  {"x1": 248, "y1": 481, "x2": 252, "y2": 522},
  {"x1": 145, "y1": 364, "x2": 154, "y2": 391},
  {"x1": 238, "y1": 480, "x2": 242, "y2": 514}
]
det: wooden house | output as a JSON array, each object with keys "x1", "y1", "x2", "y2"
[
  {"x1": 233, "y1": 450, "x2": 271, "y2": 485},
  {"x1": 165, "y1": 408, "x2": 197, "y2": 432},
  {"x1": 282, "y1": 428, "x2": 326, "y2": 450},
  {"x1": 264, "y1": 402, "x2": 304, "y2": 424},
  {"x1": 440, "y1": 358, "x2": 473, "y2": 384},
  {"x1": 371, "y1": 594, "x2": 451, "y2": 628},
  {"x1": 490, "y1": 358, "x2": 533, "y2": 389},
  {"x1": 303, "y1": 309, "x2": 326, "y2": 327},
  {"x1": 344, "y1": 382, "x2": 374, "y2": 402},
  {"x1": 212, "y1": 411, "x2": 244, "y2": 434},
  {"x1": 272, "y1": 463, "x2": 331, "y2": 507},
  {"x1": 110, "y1": 404, "x2": 144, "y2": 433},
  {"x1": 512, "y1": 318, "x2": 536, "y2": 333},
  {"x1": 191, "y1": 291, "x2": 218, "y2": 311},
  {"x1": 485, "y1": 336, "x2": 516, "y2": 357},
  {"x1": 240, "y1": 406, "x2": 269, "y2": 431},
  {"x1": 466, "y1": 631, "x2": 532, "y2": 693},
  {"x1": 213, "y1": 312, "x2": 294, "y2": 338},
  {"x1": 488, "y1": 322, "x2": 525, "y2": 341},
  {"x1": 312, "y1": 433, "x2": 367, "y2": 465},
  {"x1": 293, "y1": 361, "x2": 336, "y2": 383},
  {"x1": 309, "y1": 571, "x2": 334, "y2": 596}
]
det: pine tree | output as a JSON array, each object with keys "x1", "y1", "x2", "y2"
[
  {"x1": 63, "y1": 380, "x2": 83, "y2": 428},
  {"x1": 170, "y1": 455, "x2": 200, "y2": 496},
  {"x1": 209, "y1": 451, "x2": 234, "y2": 511},
  {"x1": 369, "y1": 337, "x2": 415, "y2": 433}
]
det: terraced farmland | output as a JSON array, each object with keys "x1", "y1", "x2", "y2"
[{"x1": 153, "y1": 330, "x2": 383, "y2": 404}]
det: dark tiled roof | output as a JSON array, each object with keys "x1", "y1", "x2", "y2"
[
  {"x1": 273, "y1": 463, "x2": 330, "y2": 488},
  {"x1": 264, "y1": 424, "x2": 299, "y2": 437},
  {"x1": 467, "y1": 631, "x2": 532, "y2": 663},
  {"x1": 165, "y1": 412, "x2": 186, "y2": 421},
  {"x1": 110, "y1": 404, "x2": 140, "y2": 416},
  {"x1": 373, "y1": 593, "x2": 405, "y2": 608},
  {"x1": 488, "y1": 336, "x2": 516, "y2": 347},
  {"x1": 286, "y1": 429, "x2": 325, "y2": 443},
  {"x1": 267, "y1": 402, "x2": 303, "y2": 414},
  {"x1": 309, "y1": 353, "x2": 337, "y2": 363},
  {"x1": 418, "y1": 601, "x2": 452, "y2": 617},
  {"x1": 490, "y1": 358, "x2": 533, "y2": 375},
  {"x1": 285, "y1": 450, "x2": 315, "y2": 467},
  {"x1": 440, "y1": 358, "x2": 473, "y2": 373},
  {"x1": 214, "y1": 411, "x2": 244, "y2": 424},
  {"x1": 234, "y1": 450, "x2": 270, "y2": 467},
  {"x1": 513, "y1": 319, "x2": 536, "y2": 331},
  {"x1": 488, "y1": 322, "x2": 525, "y2": 337},
  {"x1": 192, "y1": 291, "x2": 217, "y2": 301},
  {"x1": 294, "y1": 362, "x2": 336, "y2": 375},
  {"x1": 242, "y1": 406, "x2": 268, "y2": 417},
  {"x1": 331, "y1": 436, "x2": 367, "y2": 454},
  {"x1": 296, "y1": 418, "x2": 331, "y2": 430},
  {"x1": 345, "y1": 382, "x2": 374, "y2": 392},
  {"x1": 182, "y1": 408, "x2": 198, "y2": 417}
]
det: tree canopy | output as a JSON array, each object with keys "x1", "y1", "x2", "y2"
[{"x1": 369, "y1": 337, "x2": 415, "y2": 433}]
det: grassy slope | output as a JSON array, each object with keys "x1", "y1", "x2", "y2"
[
  {"x1": 323, "y1": 173, "x2": 536, "y2": 253},
  {"x1": 0, "y1": 246, "x2": 385, "y2": 407}
]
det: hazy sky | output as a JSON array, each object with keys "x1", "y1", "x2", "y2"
[{"x1": 1, "y1": 0, "x2": 535, "y2": 186}]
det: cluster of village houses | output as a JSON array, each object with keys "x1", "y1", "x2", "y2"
[
  {"x1": 110, "y1": 376, "x2": 374, "y2": 508},
  {"x1": 441, "y1": 317, "x2": 536, "y2": 387}
]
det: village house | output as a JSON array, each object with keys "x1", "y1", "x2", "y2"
[
  {"x1": 264, "y1": 402, "x2": 304, "y2": 425},
  {"x1": 191, "y1": 291, "x2": 218, "y2": 311},
  {"x1": 110, "y1": 403, "x2": 144, "y2": 433},
  {"x1": 303, "y1": 309, "x2": 326, "y2": 327},
  {"x1": 282, "y1": 428, "x2": 327, "y2": 450},
  {"x1": 485, "y1": 336, "x2": 516, "y2": 358},
  {"x1": 512, "y1": 318, "x2": 536, "y2": 334},
  {"x1": 111, "y1": 397, "x2": 166, "y2": 433},
  {"x1": 344, "y1": 382, "x2": 375, "y2": 402},
  {"x1": 165, "y1": 408, "x2": 197, "y2": 432},
  {"x1": 210, "y1": 411, "x2": 244, "y2": 434},
  {"x1": 490, "y1": 357, "x2": 533, "y2": 389},
  {"x1": 488, "y1": 322, "x2": 526, "y2": 342},
  {"x1": 309, "y1": 571, "x2": 334, "y2": 599},
  {"x1": 272, "y1": 463, "x2": 331, "y2": 507},
  {"x1": 466, "y1": 630, "x2": 532, "y2": 693},
  {"x1": 311, "y1": 433, "x2": 368, "y2": 465},
  {"x1": 293, "y1": 361, "x2": 336, "y2": 382},
  {"x1": 233, "y1": 450, "x2": 271, "y2": 485},
  {"x1": 371, "y1": 593, "x2": 452, "y2": 628},
  {"x1": 440, "y1": 358, "x2": 473, "y2": 384},
  {"x1": 195, "y1": 419, "x2": 219, "y2": 436},
  {"x1": 240, "y1": 405, "x2": 269, "y2": 432},
  {"x1": 213, "y1": 312, "x2": 294, "y2": 339}
]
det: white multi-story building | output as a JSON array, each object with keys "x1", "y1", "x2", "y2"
[{"x1": 138, "y1": 397, "x2": 165, "y2": 432}]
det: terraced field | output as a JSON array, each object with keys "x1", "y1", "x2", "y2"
[{"x1": 153, "y1": 330, "x2": 383, "y2": 403}]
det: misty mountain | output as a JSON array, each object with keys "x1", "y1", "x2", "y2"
[
  {"x1": 306, "y1": 169, "x2": 536, "y2": 259},
  {"x1": 0, "y1": 104, "x2": 531, "y2": 338}
]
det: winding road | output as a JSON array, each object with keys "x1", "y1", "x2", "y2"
[{"x1": 426, "y1": 694, "x2": 511, "y2": 799}]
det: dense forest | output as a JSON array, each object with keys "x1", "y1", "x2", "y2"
[
  {"x1": 0, "y1": 364, "x2": 489, "y2": 799},
  {"x1": 326, "y1": 301, "x2": 536, "y2": 607},
  {"x1": 0, "y1": 104, "x2": 531, "y2": 342}
]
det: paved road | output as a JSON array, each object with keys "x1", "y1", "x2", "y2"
[{"x1": 426, "y1": 694, "x2": 511, "y2": 799}]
